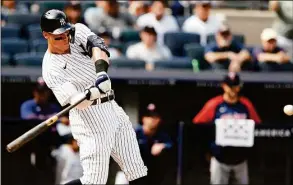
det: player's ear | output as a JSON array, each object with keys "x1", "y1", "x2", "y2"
[{"x1": 42, "y1": 31, "x2": 49, "y2": 40}]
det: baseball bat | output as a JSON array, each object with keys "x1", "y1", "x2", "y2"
[{"x1": 6, "y1": 94, "x2": 87, "y2": 153}]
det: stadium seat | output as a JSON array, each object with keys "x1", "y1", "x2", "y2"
[
  {"x1": 110, "y1": 57, "x2": 146, "y2": 69},
  {"x1": 184, "y1": 43, "x2": 211, "y2": 70},
  {"x1": 14, "y1": 52, "x2": 44, "y2": 66},
  {"x1": 207, "y1": 34, "x2": 245, "y2": 45},
  {"x1": 31, "y1": 39, "x2": 48, "y2": 52},
  {"x1": 27, "y1": 24, "x2": 43, "y2": 40},
  {"x1": 6, "y1": 13, "x2": 41, "y2": 27},
  {"x1": 119, "y1": 29, "x2": 141, "y2": 43},
  {"x1": 153, "y1": 57, "x2": 192, "y2": 70},
  {"x1": 1, "y1": 24, "x2": 21, "y2": 38},
  {"x1": 164, "y1": 32, "x2": 200, "y2": 57},
  {"x1": 1, "y1": 38, "x2": 29, "y2": 56},
  {"x1": 176, "y1": 16, "x2": 188, "y2": 29},
  {"x1": 1, "y1": 53, "x2": 11, "y2": 66}
]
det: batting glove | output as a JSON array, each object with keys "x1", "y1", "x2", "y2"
[
  {"x1": 95, "y1": 71, "x2": 111, "y2": 93},
  {"x1": 84, "y1": 86, "x2": 101, "y2": 101}
]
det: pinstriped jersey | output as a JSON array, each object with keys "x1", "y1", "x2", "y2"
[{"x1": 42, "y1": 23, "x2": 107, "y2": 107}]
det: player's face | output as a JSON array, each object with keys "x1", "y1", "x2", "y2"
[
  {"x1": 222, "y1": 84, "x2": 240, "y2": 98},
  {"x1": 43, "y1": 30, "x2": 70, "y2": 52},
  {"x1": 33, "y1": 90, "x2": 50, "y2": 104}
]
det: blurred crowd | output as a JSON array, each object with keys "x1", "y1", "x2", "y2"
[{"x1": 1, "y1": 0, "x2": 293, "y2": 72}]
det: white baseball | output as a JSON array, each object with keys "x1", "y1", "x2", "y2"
[{"x1": 283, "y1": 105, "x2": 293, "y2": 116}]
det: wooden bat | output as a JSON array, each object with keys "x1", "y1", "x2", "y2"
[{"x1": 6, "y1": 94, "x2": 87, "y2": 153}]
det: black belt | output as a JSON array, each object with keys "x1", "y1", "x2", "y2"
[{"x1": 91, "y1": 91, "x2": 115, "y2": 105}]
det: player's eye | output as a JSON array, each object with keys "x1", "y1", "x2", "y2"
[{"x1": 54, "y1": 37, "x2": 63, "y2": 40}]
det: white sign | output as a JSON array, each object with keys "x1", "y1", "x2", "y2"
[{"x1": 215, "y1": 119, "x2": 255, "y2": 147}]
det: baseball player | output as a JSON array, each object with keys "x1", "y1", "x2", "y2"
[
  {"x1": 40, "y1": 9, "x2": 147, "y2": 185},
  {"x1": 193, "y1": 72, "x2": 261, "y2": 184}
]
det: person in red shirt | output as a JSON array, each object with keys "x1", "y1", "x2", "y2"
[{"x1": 193, "y1": 72, "x2": 261, "y2": 184}]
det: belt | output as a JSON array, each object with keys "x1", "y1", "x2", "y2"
[{"x1": 91, "y1": 90, "x2": 115, "y2": 106}]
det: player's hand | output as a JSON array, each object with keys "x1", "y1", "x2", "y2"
[
  {"x1": 95, "y1": 71, "x2": 111, "y2": 93},
  {"x1": 151, "y1": 143, "x2": 166, "y2": 156},
  {"x1": 85, "y1": 86, "x2": 101, "y2": 101}
]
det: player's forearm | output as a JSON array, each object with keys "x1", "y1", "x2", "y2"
[{"x1": 92, "y1": 47, "x2": 110, "y2": 64}]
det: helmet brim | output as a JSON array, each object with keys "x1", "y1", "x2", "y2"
[{"x1": 51, "y1": 23, "x2": 72, "y2": 35}]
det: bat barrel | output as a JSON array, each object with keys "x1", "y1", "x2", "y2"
[{"x1": 6, "y1": 121, "x2": 49, "y2": 153}]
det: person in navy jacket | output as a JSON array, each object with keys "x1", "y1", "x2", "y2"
[
  {"x1": 193, "y1": 72, "x2": 261, "y2": 185},
  {"x1": 135, "y1": 103, "x2": 173, "y2": 185}
]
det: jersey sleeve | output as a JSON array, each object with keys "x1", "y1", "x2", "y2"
[
  {"x1": 43, "y1": 71, "x2": 79, "y2": 106},
  {"x1": 74, "y1": 23, "x2": 110, "y2": 57},
  {"x1": 192, "y1": 97, "x2": 221, "y2": 124},
  {"x1": 20, "y1": 101, "x2": 36, "y2": 119},
  {"x1": 240, "y1": 97, "x2": 262, "y2": 124}
]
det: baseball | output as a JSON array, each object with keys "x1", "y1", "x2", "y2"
[{"x1": 283, "y1": 105, "x2": 293, "y2": 116}]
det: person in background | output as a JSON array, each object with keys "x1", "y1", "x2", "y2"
[
  {"x1": 84, "y1": 0, "x2": 135, "y2": 37},
  {"x1": 128, "y1": 1, "x2": 150, "y2": 20},
  {"x1": 182, "y1": 1, "x2": 224, "y2": 46},
  {"x1": 193, "y1": 72, "x2": 261, "y2": 185},
  {"x1": 51, "y1": 134, "x2": 83, "y2": 185},
  {"x1": 97, "y1": 30, "x2": 121, "y2": 60},
  {"x1": 115, "y1": 103, "x2": 172, "y2": 185},
  {"x1": 269, "y1": 1, "x2": 293, "y2": 60},
  {"x1": 204, "y1": 23, "x2": 252, "y2": 72},
  {"x1": 126, "y1": 26, "x2": 172, "y2": 71},
  {"x1": 253, "y1": 28, "x2": 293, "y2": 72},
  {"x1": 20, "y1": 77, "x2": 60, "y2": 120},
  {"x1": 1, "y1": 0, "x2": 29, "y2": 16},
  {"x1": 136, "y1": 0, "x2": 179, "y2": 45},
  {"x1": 63, "y1": 2, "x2": 86, "y2": 25}
]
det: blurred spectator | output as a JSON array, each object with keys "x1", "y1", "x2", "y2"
[
  {"x1": 136, "y1": 103, "x2": 173, "y2": 185},
  {"x1": 136, "y1": 0, "x2": 179, "y2": 45},
  {"x1": 1, "y1": 0, "x2": 29, "y2": 16},
  {"x1": 51, "y1": 134, "x2": 83, "y2": 185},
  {"x1": 253, "y1": 28, "x2": 293, "y2": 72},
  {"x1": 269, "y1": 1, "x2": 293, "y2": 60},
  {"x1": 182, "y1": 1, "x2": 223, "y2": 46},
  {"x1": 128, "y1": 1, "x2": 150, "y2": 20},
  {"x1": 84, "y1": 0, "x2": 135, "y2": 36},
  {"x1": 64, "y1": 2, "x2": 86, "y2": 25},
  {"x1": 204, "y1": 23, "x2": 252, "y2": 72},
  {"x1": 193, "y1": 72, "x2": 261, "y2": 185},
  {"x1": 126, "y1": 26, "x2": 172, "y2": 71},
  {"x1": 97, "y1": 30, "x2": 121, "y2": 59},
  {"x1": 20, "y1": 77, "x2": 60, "y2": 120}
]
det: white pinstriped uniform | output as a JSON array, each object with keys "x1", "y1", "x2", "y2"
[{"x1": 42, "y1": 23, "x2": 147, "y2": 184}]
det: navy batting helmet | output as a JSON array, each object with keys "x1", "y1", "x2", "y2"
[{"x1": 40, "y1": 9, "x2": 72, "y2": 34}]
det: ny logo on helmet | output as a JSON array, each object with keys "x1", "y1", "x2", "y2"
[{"x1": 60, "y1": 18, "x2": 66, "y2": 26}]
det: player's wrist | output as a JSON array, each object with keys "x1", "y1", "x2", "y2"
[{"x1": 95, "y1": 59, "x2": 109, "y2": 73}]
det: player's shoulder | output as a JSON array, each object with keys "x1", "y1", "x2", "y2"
[{"x1": 21, "y1": 99, "x2": 36, "y2": 108}]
